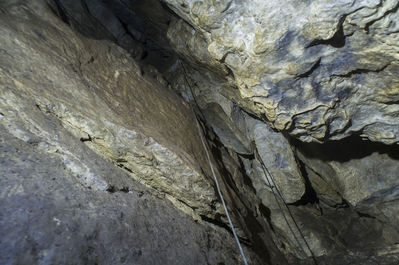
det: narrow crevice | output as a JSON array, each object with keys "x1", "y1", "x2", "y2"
[
  {"x1": 199, "y1": 215, "x2": 252, "y2": 247},
  {"x1": 384, "y1": 99, "x2": 399, "y2": 105},
  {"x1": 140, "y1": 50, "x2": 149, "y2": 60},
  {"x1": 117, "y1": 163, "x2": 133, "y2": 173},
  {"x1": 48, "y1": 0, "x2": 70, "y2": 25},
  {"x1": 225, "y1": 66, "x2": 235, "y2": 79},
  {"x1": 106, "y1": 185, "x2": 130, "y2": 193},
  {"x1": 295, "y1": 58, "x2": 321, "y2": 79},
  {"x1": 120, "y1": 186, "x2": 129, "y2": 193},
  {"x1": 290, "y1": 159, "x2": 320, "y2": 206},
  {"x1": 331, "y1": 63, "x2": 390, "y2": 78},
  {"x1": 290, "y1": 133, "x2": 399, "y2": 162},
  {"x1": 306, "y1": 16, "x2": 347, "y2": 48},
  {"x1": 200, "y1": 214, "x2": 232, "y2": 233},
  {"x1": 356, "y1": 211, "x2": 376, "y2": 219},
  {"x1": 258, "y1": 203, "x2": 274, "y2": 232},
  {"x1": 237, "y1": 156, "x2": 256, "y2": 193},
  {"x1": 176, "y1": 198, "x2": 198, "y2": 210},
  {"x1": 219, "y1": 52, "x2": 230, "y2": 64},
  {"x1": 80, "y1": 134, "x2": 93, "y2": 142},
  {"x1": 106, "y1": 185, "x2": 117, "y2": 193},
  {"x1": 203, "y1": 127, "x2": 274, "y2": 264}
]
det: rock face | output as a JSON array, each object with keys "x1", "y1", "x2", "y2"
[
  {"x1": 0, "y1": 0, "x2": 219, "y2": 220},
  {"x1": 164, "y1": 0, "x2": 399, "y2": 144},
  {"x1": 0, "y1": 1, "x2": 263, "y2": 264},
  {"x1": 158, "y1": 1, "x2": 399, "y2": 262},
  {"x1": 245, "y1": 115, "x2": 305, "y2": 203},
  {"x1": 295, "y1": 136, "x2": 399, "y2": 231},
  {"x1": 2, "y1": 0, "x2": 399, "y2": 264},
  {"x1": 0, "y1": 128, "x2": 250, "y2": 265}
]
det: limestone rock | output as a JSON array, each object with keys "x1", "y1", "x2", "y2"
[
  {"x1": 0, "y1": 1, "x2": 263, "y2": 264},
  {"x1": 295, "y1": 136, "x2": 399, "y2": 208},
  {"x1": 3, "y1": 0, "x2": 399, "y2": 264},
  {"x1": 304, "y1": 165, "x2": 343, "y2": 207},
  {"x1": 201, "y1": 103, "x2": 251, "y2": 155},
  {"x1": 0, "y1": 0, "x2": 221, "y2": 219},
  {"x1": 164, "y1": 0, "x2": 399, "y2": 144},
  {"x1": 245, "y1": 115, "x2": 305, "y2": 203},
  {"x1": 0, "y1": 125, "x2": 254, "y2": 265}
]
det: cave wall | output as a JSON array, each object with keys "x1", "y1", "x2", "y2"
[
  {"x1": 0, "y1": 1, "x2": 263, "y2": 264},
  {"x1": 164, "y1": 0, "x2": 399, "y2": 144},
  {"x1": 1, "y1": 0, "x2": 399, "y2": 264}
]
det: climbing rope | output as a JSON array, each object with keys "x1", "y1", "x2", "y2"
[
  {"x1": 253, "y1": 145, "x2": 318, "y2": 265},
  {"x1": 180, "y1": 60, "x2": 316, "y2": 265},
  {"x1": 180, "y1": 61, "x2": 249, "y2": 265},
  {"x1": 195, "y1": 115, "x2": 249, "y2": 265}
]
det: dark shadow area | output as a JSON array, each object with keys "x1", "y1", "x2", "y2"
[
  {"x1": 47, "y1": 0, "x2": 116, "y2": 41},
  {"x1": 49, "y1": 0, "x2": 70, "y2": 24},
  {"x1": 203, "y1": 124, "x2": 276, "y2": 265},
  {"x1": 306, "y1": 16, "x2": 346, "y2": 48},
  {"x1": 290, "y1": 134, "x2": 399, "y2": 163},
  {"x1": 290, "y1": 159, "x2": 319, "y2": 206},
  {"x1": 47, "y1": 0, "x2": 175, "y2": 65}
]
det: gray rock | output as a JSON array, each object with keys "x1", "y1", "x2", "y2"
[
  {"x1": 295, "y1": 136, "x2": 399, "y2": 239},
  {"x1": 0, "y1": 0, "x2": 220, "y2": 220},
  {"x1": 3, "y1": 0, "x2": 399, "y2": 264},
  {"x1": 201, "y1": 103, "x2": 252, "y2": 155},
  {"x1": 295, "y1": 136, "x2": 399, "y2": 208},
  {"x1": 163, "y1": 0, "x2": 399, "y2": 144},
  {"x1": 0, "y1": 1, "x2": 263, "y2": 264},
  {"x1": 245, "y1": 115, "x2": 305, "y2": 203},
  {"x1": 0, "y1": 127, "x2": 253, "y2": 265}
]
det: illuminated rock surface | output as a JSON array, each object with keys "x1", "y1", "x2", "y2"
[{"x1": 1, "y1": 0, "x2": 399, "y2": 264}]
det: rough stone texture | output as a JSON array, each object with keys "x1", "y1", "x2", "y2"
[
  {"x1": 245, "y1": 114, "x2": 305, "y2": 203},
  {"x1": 0, "y1": 126, "x2": 254, "y2": 265},
  {"x1": 201, "y1": 102, "x2": 251, "y2": 155},
  {"x1": 237, "y1": 113, "x2": 399, "y2": 262},
  {"x1": 154, "y1": 1, "x2": 399, "y2": 262},
  {"x1": 201, "y1": 136, "x2": 289, "y2": 264},
  {"x1": 295, "y1": 136, "x2": 399, "y2": 236},
  {"x1": 302, "y1": 165, "x2": 343, "y2": 207},
  {"x1": 0, "y1": 1, "x2": 263, "y2": 264},
  {"x1": 164, "y1": 0, "x2": 399, "y2": 144},
  {"x1": 0, "y1": 0, "x2": 221, "y2": 220},
  {"x1": 295, "y1": 137, "x2": 399, "y2": 208},
  {"x1": 2, "y1": 0, "x2": 399, "y2": 264}
]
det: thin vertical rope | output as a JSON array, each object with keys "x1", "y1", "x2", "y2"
[
  {"x1": 180, "y1": 60, "x2": 249, "y2": 264},
  {"x1": 180, "y1": 59, "x2": 316, "y2": 265},
  {"x1": 254, "y1": 146, "x2": 318, "y2": 265},
  {"x1": 194, "y1": 116, "x2": 249, "y2": 265}
]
